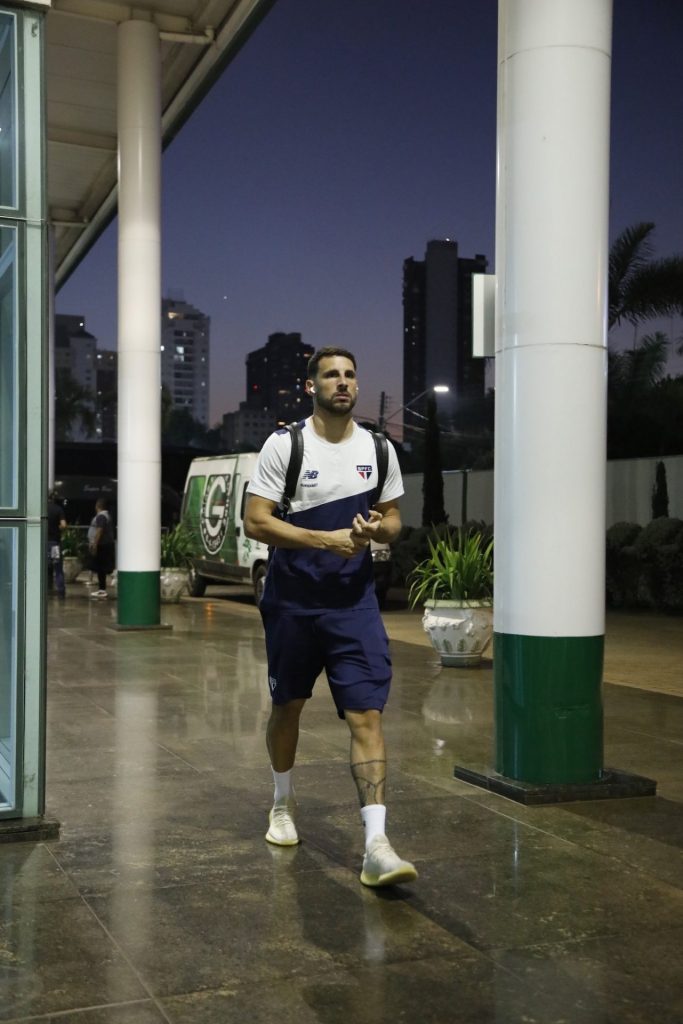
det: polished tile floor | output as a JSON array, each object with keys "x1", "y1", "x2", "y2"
[{"x1": 1, "y1": 588, "x2": 682, "y2": 1023}]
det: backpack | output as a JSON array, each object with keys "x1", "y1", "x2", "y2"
[{"x1": 281, "y1": 422, "x2": 389, "y2": 514}]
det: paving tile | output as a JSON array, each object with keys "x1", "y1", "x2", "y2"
[
  {"x1": 24, "y1": 596, "x2": 683, "y2": 1023},
  {"x1": 5, "y1": 1003, "x2": 166, "y2": 1024},
  {"x1": 490, "y1": 926, "x2": 683, "y2": 1024},
  {"x1": 0, "y1": 897, "x2": 147, "y2": 1020},
  {"x1": 85, "y1": 866, "x2": 471, "y2": 998},
  {"x1": 159, "y1": 953, "x2": 610, "y2": 1024}
]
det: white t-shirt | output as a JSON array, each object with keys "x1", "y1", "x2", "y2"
[{"x1": 247, "y1": 419, "x2": 403, "y2": 611}]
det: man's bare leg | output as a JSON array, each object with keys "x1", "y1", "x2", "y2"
[
  {"x1": 265, "y1": 698, "x2": 306, "y2": 847},
  {"x1": 346, "y1": 709, "x2": 386, "y2": 807},
  {"x1": 346, "y1": 708, "x2": 417, "y2": 887},
  {"x1": 267, "y1": 698, "x2": 306, "y2": 772}
]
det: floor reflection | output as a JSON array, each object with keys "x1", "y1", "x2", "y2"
[{"x1": 0, "y1": 597, "x2": 679, "y2": 1022}]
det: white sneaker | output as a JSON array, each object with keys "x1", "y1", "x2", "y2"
[
  {"x1": 265, "y1": 796, "x2": 299, "y2": 846},
  {"x1": 90, "y1": 590, "x2": 107, "y2": 598},
  {"x1": 360, "y1": 835, "x2": 418, "y2": 887}
]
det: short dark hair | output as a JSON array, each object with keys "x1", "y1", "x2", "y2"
[{"x1": 307, "y1": 347, "x2": 357, "y2": 379}]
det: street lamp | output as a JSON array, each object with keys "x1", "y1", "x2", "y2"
[{"x1": 379, "y1": 385, "x2": 449, "y2": 432}]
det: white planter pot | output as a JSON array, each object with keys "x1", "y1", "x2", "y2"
[
  {"x1": 62, "y1": 557, "x2": 83, "y2": 583},
  {"x1": 160, "y1": 567, "x2": 190, "y2": 603},
  {"x1": 422, "y1": 599, "x2": 493, "y2": 667}
]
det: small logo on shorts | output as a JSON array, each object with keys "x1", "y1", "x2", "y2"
[
  {"x1": 357, "y1": 465, "x2": 373, "y2": 480},
  {"x1": 268, "y1": 675, "x2": 277, "y2": 694}
]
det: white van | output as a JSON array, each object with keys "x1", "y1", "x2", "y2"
[
  {"x1": 180, "y1": 453, "x2": 268, "y2": 600},
  {"x1": 180, "y1": 453, "x2": 392, "y2": 604}
]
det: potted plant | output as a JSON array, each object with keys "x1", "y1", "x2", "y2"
[
  {"x1": 408, "y1": 527, "x2": 494, "y2": 667},
  {"x1": 59, "y1": 526, "x2": 89, "y2": 583},
  {"x1": 160, "y1": 524, "x2": 193, "y2": 603}
]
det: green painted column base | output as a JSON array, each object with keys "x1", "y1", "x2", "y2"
[
  {"x1": 494, "y1": 632, "x2": 604, "y2": 785},
  {"x1": 117, "y1": 571, "x2": 160, "y2": 628}
]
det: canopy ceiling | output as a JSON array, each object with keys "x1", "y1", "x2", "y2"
[{"x1": 45, "y1": 0, "x2": 275, "y2": 286}]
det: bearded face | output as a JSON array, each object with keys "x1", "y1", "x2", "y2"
[{"x1": 308, "y1": 356, "x2": 358, "y2": 416}]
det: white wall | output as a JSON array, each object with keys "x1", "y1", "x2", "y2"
[{"x1": 401, "y1": 455, "x2": 683, "y2": 529}]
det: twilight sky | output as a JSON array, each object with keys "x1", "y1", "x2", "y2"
[{"x1": 56, "y1": 0, "x2": 683, "y2": 427}]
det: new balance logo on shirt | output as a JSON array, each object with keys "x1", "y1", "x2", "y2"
[{"x1": 302, "y1": 468, "x2": 320, "y2": 488}]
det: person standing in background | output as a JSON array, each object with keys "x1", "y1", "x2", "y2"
[
  {"x1": 89, "y1": 497, "x2": 115, "y2": 598},
  {"x1": 47, "y1": 491, "x2": 67, "y2": 598}
]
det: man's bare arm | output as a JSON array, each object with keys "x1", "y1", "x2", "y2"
[
  {"x1": 352, "y1": 500, "x2": 402, "y2": 545},
  {"x1": 244, "y1": 494, "x2": 369, "y2": 559}
]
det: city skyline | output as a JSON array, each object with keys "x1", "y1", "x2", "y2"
[{"x1": 56, "y1": 0, "x2": 683, "y2": 427}]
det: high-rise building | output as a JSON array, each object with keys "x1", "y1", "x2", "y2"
[
  {"x1": 246, "y1": 332, "x2": 313, "y2": 425},
  {"x1": 403, "y1": 239, "x2": 488, "y2": 417},
  {"x1": 161, "y1": 297, "x2": 210, "y2": 427},
  {"x1": 55, "y1": 314, "x2": 97, "y2": 392},
  {"x1": 94, "y1": 349, "x2": 117, "y2": 442},
  {"x1": 55, "y1": 313, "x2": 98, "y2": 441},
  {"x1": 222, "y1": 404, "x2": 276, "y2": 452}
]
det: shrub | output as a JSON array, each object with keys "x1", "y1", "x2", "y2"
[
  {"x1": 650, "y1": 543, "x2": 683, "y2": 613},
  {"x1": 633, "y1": 517, "x2": 683, "y2": 557},
  {"x1": 391, "y1": 522, "x2": 492, "y2": 589},
  {"x1": 160, "y1": 524, "x2": 194, "y2": 568},
  {"x1": 407, "y1": 527, "x2": 494, "y2": 605},
  {"x1": 633, "y1": 518, "x2": 683, "y2": 611},
  {"x1": 60, "y1": 526, "x2": 89, "y2": 560},
  {"x1": 606, "y1": 521, "x2": 642, "y2": 551}
]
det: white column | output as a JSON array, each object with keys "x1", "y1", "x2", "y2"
[
  {"x1": 493, "y1": 0, "x2": 612, "y2": 783},
  {"x1": 117, "y1": 19, "x2": 162, "y2": 626}
]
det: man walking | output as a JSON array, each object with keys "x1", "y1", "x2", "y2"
[{"x1": 244, "y1": 347, "x2": 417, "y2": 887}]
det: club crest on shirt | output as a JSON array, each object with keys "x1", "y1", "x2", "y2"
[{"x1": 356, "y1": 465, "x2": 373, "y2": 480}]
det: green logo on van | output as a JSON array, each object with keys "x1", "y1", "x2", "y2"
[{"x1": 200, "y1": 474, "x2": 231, "y2": 554}]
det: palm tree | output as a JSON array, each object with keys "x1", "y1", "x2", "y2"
[
  {"x1": 608, "y1": 331, "x2": 669, "y2": 401},
  {"x1": 608, "y1": 222, "x2": 683, "y2": 331},
  {"x1": 607, "y1": 332, "x2": 679, "y2": 459}
]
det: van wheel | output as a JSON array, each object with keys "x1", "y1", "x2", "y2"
[
  {"x1": 253, "y1": 564, "x2": 267, "y2": 606},
  {"x1": 188, "y1": 567, "x2": 207, "y2": 597}
]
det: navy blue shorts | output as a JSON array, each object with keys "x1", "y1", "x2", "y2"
[{"x1": 260, "y1": 607, "x2": 392, "y2": 719}]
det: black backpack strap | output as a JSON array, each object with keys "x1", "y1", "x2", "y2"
[
  {"x1": 372, "y1": 431, "x2": 389, "y2": 503},
  {"x1": 282, "y1": 422, "x2": 304, "y2": 513}
]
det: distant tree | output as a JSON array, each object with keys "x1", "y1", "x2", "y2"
[
  {"x1": 55, "y1": 369, "x2": 96, "y2": 440},
  {"x1": 422, "y1": 394, "x2": 447, "y2": 526},
  {"x1": 607, "y1": 335, "x2": 683, "y2": 458},
  {"x1": 161, "y1": 384, "x2": 173, "y2": 434},
  {"x1": 608, "y1": 331, "x2": 669, "y2": 402},
  {"x1": 609, "y1": 223, "x2": 683, "y2": 331},
  {"x1": 203, "y1": 425, "x2": 224, "y2": 452},
  {"x1": 651, "y1": 462, "x2": 669, "y2": 519}
]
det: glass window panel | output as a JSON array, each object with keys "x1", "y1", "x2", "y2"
[
  {"x1": 0, "y1": 223, "x2": 17, "y2": 508},
  {"x1": 0, "y1": 525, "x2": 18, "y2": 810},
  {"x1": 0, "y1": 14, "x2": 16, "y2": 209}
]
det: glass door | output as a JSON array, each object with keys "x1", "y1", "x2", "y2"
[
  {"x1": 0, "y1": 136, "x2": 20, "y2": 809},
  {"x1": 0, "y1": 12, "x2": 17, "y2": 210},
  {"x1": 0, "y1": 223, "x2": 18, "y2": 509},
  {"x1": 0, "y1": 525, "x2": 20, "y2": 810},
  {"x1": 0, "y1": 5, "x2": 45, "y2": 823}
]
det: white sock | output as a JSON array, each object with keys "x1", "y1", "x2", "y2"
[
  {"x1": 272, "y1": 768, "x2": 292, "y2": 802},
  {"x1": 361, "y1": 804, "x2": 386, "y2": 848}
]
